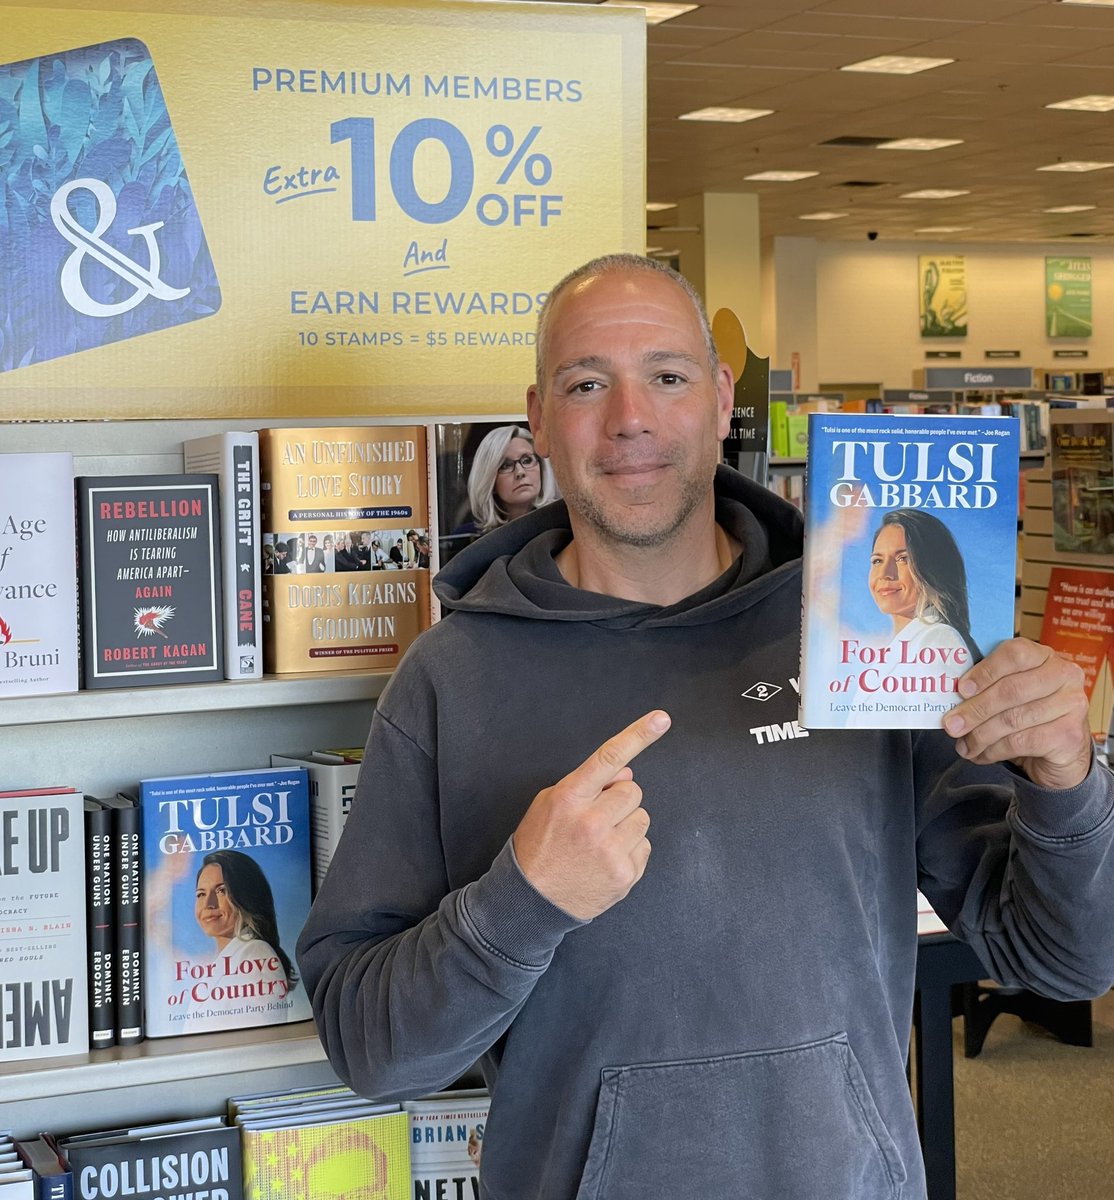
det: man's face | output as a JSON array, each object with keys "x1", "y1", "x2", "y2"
[{"x1": 527, "y1": 269, "x2": 732, "y2": 549}]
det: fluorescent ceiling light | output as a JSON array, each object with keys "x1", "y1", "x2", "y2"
[
  {"x1": 841, "y1": 56, "x2": 954, "y2": 75},
  {"x1": 597, "y1": 1, "x2": 698, "y2": 23},
  {"x1": 901, "y1": 188, "x2": 970, "y2": 199},
  {"x1": 645, "y1": 245, "x2": 664, "y2": 253},
  {"x1": 798, "y1": 211, "x2": 847, "y2": 221},
  {"x1": 1059, "y1": 1, "x2": 1114, "y2": 6},
  {"x1": 744, "y1": 170, "x2": 819, "y2": 182},
  {"x1": 1038, "y1": 160, "x2": 1114, "y2": 172},
  {"x1": 645, "y1": 202, "x2": 676, "y2": 211},
  {"x1": 876, "y1": 138, "x2": 964, "y2": 151},
  {"x1": 916, "y1": 226, "x2": 970, "y2": 233},
  {"x1": 1046, "y1": 95, "x2": 1114, "y2": 112},
  {"x1": 1043, "y1": 204, "x2": 1097, "y2": 213},
  {"x1": 679, "y1": 106, "x2": 773, "y2": 123}
]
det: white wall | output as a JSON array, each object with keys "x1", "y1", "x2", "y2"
[{"x1": 771, "y1": 238, "x2": 1114, "y2": 389}]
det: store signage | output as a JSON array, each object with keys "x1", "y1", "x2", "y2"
[
  {"x1": 0, "y1": 0, "x2": 645, "y2": 419},
  {"x1": 882, "y1": 389, "x2": 958, "y2": 405},
  {"x1": 919, "y1": 366, "x2": 1034, "y2": 389},
  {"x1": 925, "y1": 351, "x2": 962, "y2": 359},
  {"x1": 1053, "y1": 350, "x2": 1090, "y2": 359},
  {"x1": 1046, "y1": 256, "x2": 1092, "y2": 339},
  {"x1": 984, "y1": 350, "x2": 1021, "y2": 359}
]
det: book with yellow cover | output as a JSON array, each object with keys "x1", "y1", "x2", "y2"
[{"x1": 259, "y1": 426, "x2": 432, "y2": 673}]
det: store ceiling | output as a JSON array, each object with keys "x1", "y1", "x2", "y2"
[{"x1": 530, "y1": 0, "x2": 1114, "y2": 244}]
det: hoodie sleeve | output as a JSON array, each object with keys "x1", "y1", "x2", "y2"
[
  {"x1": 295, "y1": 704, "x2": 585, "y2": 1102},
  {"x1": 914, "y1": 730, "x2": 1114, "y2": 1000}
]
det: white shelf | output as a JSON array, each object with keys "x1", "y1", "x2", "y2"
[{"x1": 0, "y1": 670, "x2": 392, "y2": 728}]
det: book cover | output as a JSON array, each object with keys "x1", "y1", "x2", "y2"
[
  {"x1": 97, "y1": 796, "x2": 143, "y2": 1045},
  {"x1": 76, "y1": 475, "x2": 223, "y2": 688},
  {"x1": 13, "y1": 1137, "x2": 70, "y2": 1200},
  {"x1": 800, "y1": 412, "x2": 1020, "y2": 729},
  {"x1": 240, "y1": 1110, "x2": 410, "y2": 1200},
  {"x1": 61, "y1": 1124, "x2": 241, "y2": 1200},
  {"x1": 182, "y1": 433, "x2": 263, "y2": 680},
  {"x1": 83, "y1": 800, "x2": 115, "y2": 1051},
  {"x1": 1039, "y1": 566, "x2": 1114, "y2": 742},
  {"x1": 258, "y1": 426, "x2": 431, "y2": 673},
  {"x1": 0, "y1": 452, "x2": 79, "y2": 698},
  {"x1": 269, "y1": 753, "x2": 359, "y2": 895},
  {"x1": 1049, "y1": 415, "x2": 1114, "y2": 557},
  {"x1": 404, "y1": 1091, "x2": 489, "y2": 1200},
  {"x1": 0, "y1": 790, "x2": 88, "y2": 1062},
  {"x1": 137, "y1": 766, "x2": 312, "y2": 1037}
]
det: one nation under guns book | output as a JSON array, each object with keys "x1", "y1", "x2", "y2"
[{"x1": 799, "y1": 412, "x2": 1019, "y2": 729}]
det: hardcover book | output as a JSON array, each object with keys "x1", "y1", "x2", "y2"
[
  {"x1": 270, "y1": 752, "x2": 359, "y2": 894},
  {"x1": 258, "y1": 426, "x2": 431, "y2": 673},
  {"x1": 137, "y1": 766, "x2": 312, "y2": 1037},
  {"x1": 98, "y1": 795, "x2": 143, "y2": 1045},
  {"x1": 83, "y1": 799, "x2": 115, "y2": 1050},
  {"x1": 0, "y1": 789, "x2": 88, "y2": 1062},
  {"x1": 13, "y1": 1136, "x2": 69, "y2": 1200},
  {"x1": 800, "y1": 412, "x2": 1020, "y2": 729},
  {"x1": 76, "y1": 475, "x2": 223, "y2": 688},
  {"x1": 0, "y1": 452, "x2": 79, "y2": 698},
  {"x1": 1049, "y1": 412, "x2": 1114, "y2": 557},
  {"x1": 1039, "y1": 566, "x2": 1114, "y2": 742},
  {"x1": 404, "y1": 1090, "x2": 489, "y2": 1200},
  {"x1": 182, "y1": 433, "x2": 263, "y2": 680}
]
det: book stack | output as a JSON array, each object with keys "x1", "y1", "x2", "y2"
[{"x1": 405, "y1": 1089, "x2": 490, "y2": 1200}]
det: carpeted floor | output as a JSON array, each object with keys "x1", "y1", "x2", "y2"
[{"x1": 952, "y1": 1002, "x2": 1114, "y2": 1200}]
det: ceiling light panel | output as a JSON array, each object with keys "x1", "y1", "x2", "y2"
[
  {"x1": 901, "y1": 189, "x2": 971, "y2": 199},
  {"x1": 1037, "y1": 161, "x2": 1114, "y2": 172},
  {"x1": 876, "y1": 138, "x2": 964, "y2": 151},
  {"x1": 798, "y1": 211, "x2": 847, "y2": 221},
  {"x1": 1046, "y1": 95, "x2": 1114, "y2": 112},
  {"x1": 916, "y1": 226, "x2": 971, "y2": 233},
  {"x1": 744, "y1": 170, "x2": 819, "y2": 182},
  {"x1": 645, "y1": 202, "x2": 676, "y2": 211},
  {"x1": 597, "y1": 1, "x2": 699, "y2": 24},
  {"x1": 841, "y1": 56, "x2": 954, "y2": 75},
  {"x1": 678, "y1": 106, "x2": 774, "y2": 123},
  {"x1": 1043, "y1": 205, "x2": 1097, "y2": 213}
]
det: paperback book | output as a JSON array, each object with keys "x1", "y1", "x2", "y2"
[
  {"x1": 76, "y1": 474, "x2": 223, "y2": 688},
  {"x1": 0, "y1": 452, "x2": 79, "y2": 698},
  {"x1": 1039, "y1": 566, "x2": 1114, "y2": 742},
  {"x1": 137, "y1": 766, "x2": 312, "y2": 1037},
  {"x1": 799, "y1": 412, "x2": 1020, "y2": 729},
  {"x1": 98, "y1": 795, "x2": 143, "y2": 1044},
  {"x1": 182, "y1": 432, "x2": 263, "y2": 680},
  {"x1": 0, "y1": 789, "x2": 88, "y2": 1062},
  {"x1": 258, "y1": 426, "x2": 432, "y2": 673},
  {"x1": 83, "y1": 799, "x2": 115, "y2": 1050}
]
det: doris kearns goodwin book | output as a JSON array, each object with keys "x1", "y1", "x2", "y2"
[
  {"x1": 799, "y1": 412, "x2": 1020, "y2": 729},
  {"x1": 138, "y1": 766, "x2": 313, "y2": 1037}
]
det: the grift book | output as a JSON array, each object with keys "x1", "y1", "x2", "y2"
[
  {"x1": 258, "y1": 426, "x2": 432, "y2": 674},
  {"x1": 799, "y1": 412, "x2": 1020, "y2": 730}
]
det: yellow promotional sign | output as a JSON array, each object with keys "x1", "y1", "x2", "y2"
[
  {"x1": 918, "y1": 253, "x2": 967, "y2": 339},
  {"x1": 0, "y1": 0, "x2": 645, "y2": 418}
]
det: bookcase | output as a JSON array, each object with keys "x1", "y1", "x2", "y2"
[{"x1": 0, "y1": 417, "x2": 413, "y2": 1138}]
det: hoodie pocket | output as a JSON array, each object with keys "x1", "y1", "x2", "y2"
[{"x1": 574, "y1": 1033, "x2": 906, "y2": 1200}]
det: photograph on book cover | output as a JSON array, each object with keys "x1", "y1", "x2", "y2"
[
  {"x1": 800, "y1": 413, "x2": 1020, "y2": 729},
  {"x1": 434, "y1": 421, "x2": 561, "y2": 568}
]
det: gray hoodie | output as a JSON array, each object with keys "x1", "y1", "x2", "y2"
[{"x1": 297, "y1": 465, "x2": 1114, "y2": 1200}]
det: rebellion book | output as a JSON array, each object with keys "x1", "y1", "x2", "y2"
[
  {"x1": 0, "y1": 788, "x2": 88, "y2": 1062},
  {"x1": 258, "y1": 426, "x2": 432, "y2": 673},
  {"x1": 138, "y1": 766, "x2": 312, "y2": 1038},
  {"x1": 76, "y1": 474, "x2": 223, "y2": 689},
  {"x1": 799, "y1": 412, "x2": 1020, "y2": 729}
]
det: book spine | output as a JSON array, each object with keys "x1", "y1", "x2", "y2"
[
  {"x1": 113, "y1": 800, "x2": 143, "y2": 1045},
  {"x1": 84, "y1": 802, "x2": 116, "y2": 1051}
]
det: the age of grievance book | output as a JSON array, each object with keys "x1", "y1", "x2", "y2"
[{"x1": 799, "y1": 412, "x2": 1019, "y2": 729}]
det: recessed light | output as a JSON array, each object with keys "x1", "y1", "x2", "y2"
[
  {"x1": 597, "y1": 1, "x2": 699, "y2": 23},
  {"x1": 1046, "y1": 95, "x2": 1114, "y2": 112},
  {"x1": 678, "y1": 106, "x2": 774, "y2": 123},
  {"x1": 798, "y1": 211, "x2": 848, "y2": 221},
  {"x1": 876, "y1": 138, "x2": 964, "y2": 151},
  {"x1": 901, "y1": 189, "x2": 970, "y2": 199},
  {"x1": 1038, "y1": 160, "x2": 1114, "y2": 172},
  {"x1": 646, "y1": 202, "x2": 676, "y2": 212},
  {"x1": 841, "y1": 56, "x2": 954, "y2": 75},
  {"x1": 1043, "y1": 205, "x2": 1097, "y2": 213},
  {"x1": 915, "y1": 226, "x2": 970, "y2": 233},
  {"x1": 744, "y1": 170, "x2": 819, "y2": 182}
]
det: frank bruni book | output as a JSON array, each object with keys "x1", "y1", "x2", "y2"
[
  {"x1": 137, "y1": 765, "x2": 312, "y2": 1037},
  {"x1": 799, "y1": 412, "x2": 1019, "y2": 729},
  {"x1": 0, "y1": 788, "x2": 88, "y2": 1062},
  {"x1": 258, "y1": 426, "x2": 432, "y2": 673},
  {"x1": 76, "y1": 475, "x2": 223, "y2": 688},
  {"x1": 182, "y1": 432, "x2": 263, "y2": 681},
  {"x1": 0, "y1": 452, "x2": 79, "y2": 698}
]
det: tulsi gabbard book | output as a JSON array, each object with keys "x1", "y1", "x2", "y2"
[
  {"x1": 77, "y1": 475, "x2": 223, "y2": 688},
  {"x1": 799, "y1": 412, "x2": 1019, "y2": 729},
  {"x1": 138, "y1": 766, "x2": 313, "y2": 1037}
]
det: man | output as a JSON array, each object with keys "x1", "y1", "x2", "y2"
[
  {"x1": 304, "y1": 533, "x2": 326, "y2": 573},
  {"x1": 298, "y1": 255, "x2": 1114, "y2": 1200}
]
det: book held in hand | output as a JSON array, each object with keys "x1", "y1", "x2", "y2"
[
  {"x1": 76, "y1": 474, "x2": 223, "y2": 688},
  {"x1": 799, "y1": 412, "x2": 1019, "y2": 729},
  {"x1": 137, "y1": 766, "x2": 312, "y2": 1037},
  {"x1": 0, "y1": 451, "x2": 79, "y2": 698}
]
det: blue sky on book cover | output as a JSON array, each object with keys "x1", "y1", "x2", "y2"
[
  {"x1": 800, "y1": 413, "x2": 1020, "y2": 729},
  {"x1": 139, "y1": 766, "x2": 312, "y2": 1035}
]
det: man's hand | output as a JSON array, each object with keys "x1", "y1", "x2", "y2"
[
  {"x1": 943, "y1": 638, "x2": 1092, "y2": 790},
  {"x1": 512, "y1": 710, "x2": 671, "y2": 921}
]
